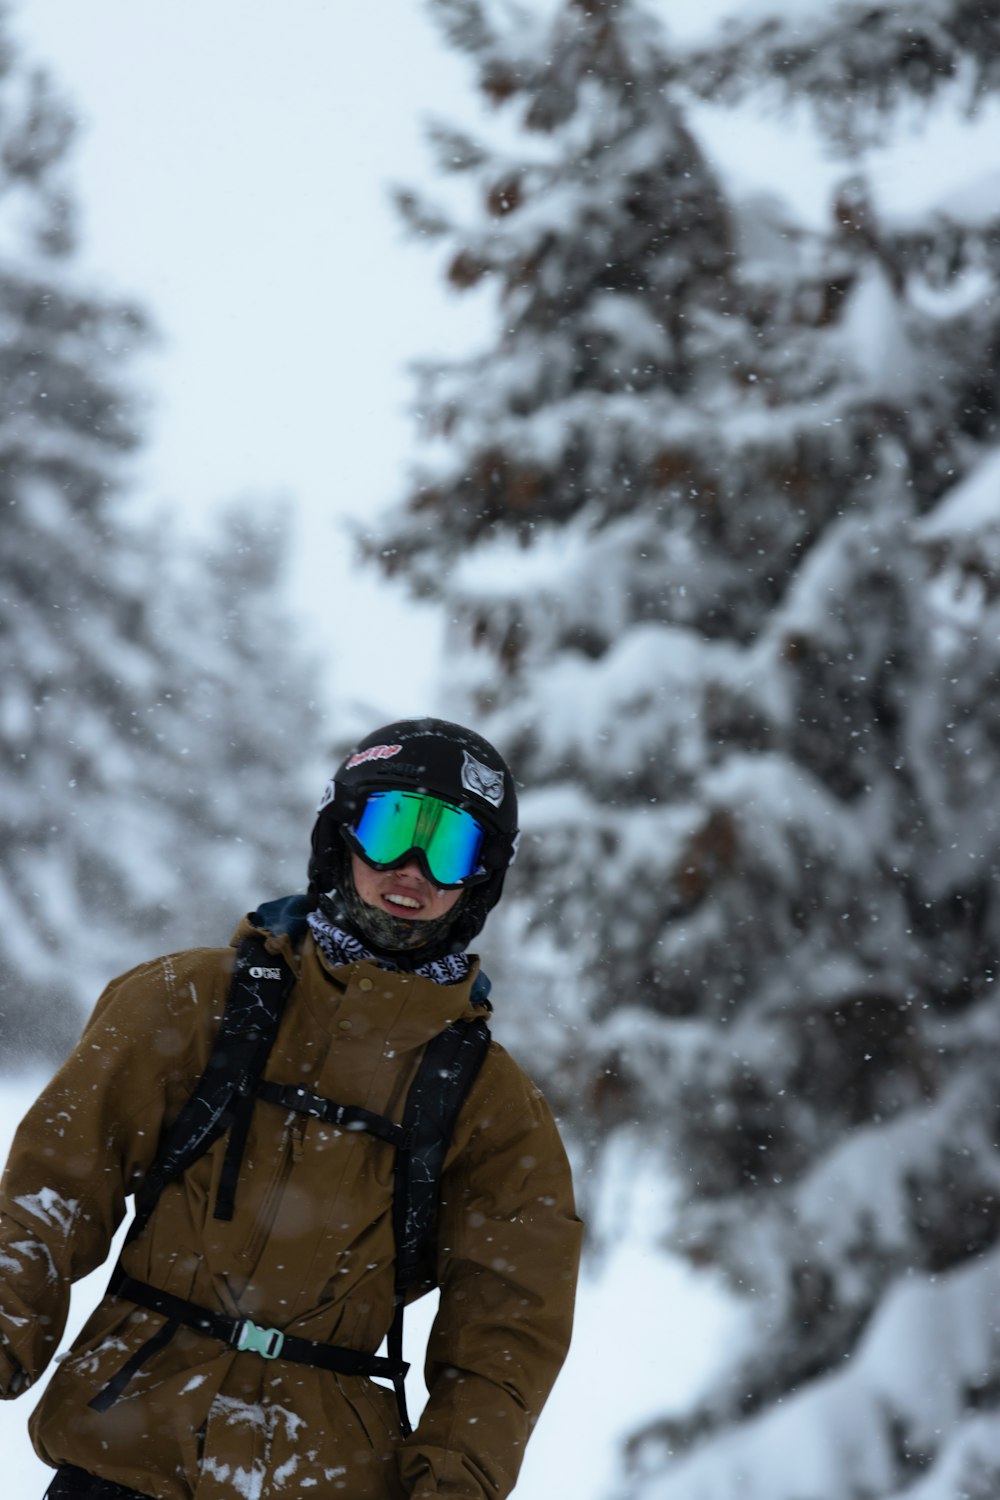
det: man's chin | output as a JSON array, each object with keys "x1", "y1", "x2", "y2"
[
  {"x1": 358, "y1": 898, "x2": 435, "y2": 950},
  {"x1": 383, "y1": 916, "x2": 432, "y2": 948}
]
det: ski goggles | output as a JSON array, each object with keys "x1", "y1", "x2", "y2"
[{"x1": 347, "y1": 789, "x2": 487, "y2": 889}]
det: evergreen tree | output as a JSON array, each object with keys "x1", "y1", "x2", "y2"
[
  {"x1": 0, "y1": 18, "x2": 320, "y2": 1062},
  {"x1": 372, "y1": 1, "x2": 1000, "y2": 1495}
]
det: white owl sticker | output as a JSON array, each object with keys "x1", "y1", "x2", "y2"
[{"x1": 461, "y1": 750, "x2": 505, "y2": 808}]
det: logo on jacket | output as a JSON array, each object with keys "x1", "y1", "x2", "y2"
[
  {"x1": 249, "y1": 966, "x2": 283, "y2": 981},
  {"x1": 461, "y1": 751, "x2": 505, "y2": 808}
]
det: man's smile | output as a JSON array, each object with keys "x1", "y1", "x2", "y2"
[
  {"x1": 382, "y1": 890, "x2": 423, "y2": 911},
  {"x1": 351, "y1": 854, "x2": 463, "y2": 922}
]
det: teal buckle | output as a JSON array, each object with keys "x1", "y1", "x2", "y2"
[{"x1": 236, "y1": 1319, "x2": 285, "y2": 1360}]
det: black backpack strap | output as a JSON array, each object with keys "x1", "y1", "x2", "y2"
[
  {"x1": 388, "y1": 1013, "x2": 492, "y2": 1435},
  {"x1": 393, "y1": 1015, "x2": 492, "y2": 1292},
  {"x1": 212, "y1": 1089, "x2": 257, "y2": 1224},
  {"x1": 131, "y1": 933, "x2": 295, "y2": 1236}
]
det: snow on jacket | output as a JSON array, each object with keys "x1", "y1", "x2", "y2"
[{"x1": 0, "y1": 912, "x2": 583, "y2": 1499}]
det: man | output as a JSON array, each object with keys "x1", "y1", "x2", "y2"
[{"x1": 0, "y1": 718, "x2": 583, "y2": 1499}]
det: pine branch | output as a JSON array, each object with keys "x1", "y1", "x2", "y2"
[
  {"x1": 423, "y1": 0, "x2": 498, "y2": 56},
  {"x1": 2, "y1": 67, "x2": 75, "y2": 187},
  {"x1": 679, "y1": 1, "x2": 1000, "y2": 144},
  {"x1": 424, "y1": 117, "x2": 489, "y2": 172},
  {"x1": 391, "y1": 184, "x2": 452, "y2": 240}
]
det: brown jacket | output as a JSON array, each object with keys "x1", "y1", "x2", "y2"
[{"x1": 0, "y1": 916, "x2": 582, "y2": 1499}]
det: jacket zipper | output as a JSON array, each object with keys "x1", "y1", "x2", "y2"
[{"x1": 241, "y1": 1117, "x2": 305, "y2": 1264}]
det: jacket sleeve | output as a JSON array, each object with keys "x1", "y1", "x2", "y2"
[
  {"x1": 0, "y1": 951, "x2": 218, "y2": 1398},
  {"x1": 398, "y1": 1043, "x2": 584, "y2": 1500}
]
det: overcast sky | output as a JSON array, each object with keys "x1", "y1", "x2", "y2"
[
  {"x1": 12, "y1": 0, "x2": 495, "y2": 725},
  {"x1": 12, "y1": 0, "x2": 999, "y2": 729}
]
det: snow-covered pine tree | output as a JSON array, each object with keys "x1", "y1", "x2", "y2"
[
  {"x1": 371, "y1": 1, "x2": 1000, "y2": 1495},
  {"x1": 0, "y1": 21, "x2": 320, "y2": 1062}
]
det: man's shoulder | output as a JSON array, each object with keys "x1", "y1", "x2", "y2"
[
  {"x1": 445, "y1": 1034, "x2": 571, "y2": 1179},
  {"x1": 470, "y1": 1032, "x2": 553, "y2": 1114},
  {"x1": 116, "y1": 941, "x2": 237, "y2": 992},
  {"x1": 84, "y1": 942, "x2": 238, "y2": 1037}
]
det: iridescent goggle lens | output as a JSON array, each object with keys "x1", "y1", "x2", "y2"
[{"x1": 350, "y1": 790, "x2": 486, "y2": 888}]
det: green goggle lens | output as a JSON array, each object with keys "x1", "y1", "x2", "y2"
[{"x1": 351, "y1": 790, "x2": 486, "y2": 887}]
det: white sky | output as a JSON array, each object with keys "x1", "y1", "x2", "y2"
[
  {"x1": 11, "y1": 0, "x2": 1000, "y2": 728},
  {"x1": 12, "y1": 0, "x2": 498, "y2": 724}
]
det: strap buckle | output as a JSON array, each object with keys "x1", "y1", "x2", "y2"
[
  {"x1": 289, "y1": 1085, "x2": 324, "y2": 1119},
  {"x1": 236, "y1": 1319, "x2": 285, "y2": 1360}
]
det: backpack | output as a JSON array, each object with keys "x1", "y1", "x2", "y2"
[{"x1": 90, "y1": 897, "x2": 492, "y2": 1435}]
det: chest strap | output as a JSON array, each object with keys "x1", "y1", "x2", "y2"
[
  {"x1": 89, "y1": 1267, "x2": 408, "y2": 1414},
  {"x1": 254, "y1": 1080, "x2": 406, "y2": 1145},
  {"x1": 212, "y1": 1078, "x2": 405, "y2": 1225}
]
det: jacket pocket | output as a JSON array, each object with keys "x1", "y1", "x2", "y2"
[
  {"x1": 324, "y1": 1371, "x2": 406, "y2": 1461},
  {"x1": 350, "y1": 1375, "x2": 407, "y2": 1452}
]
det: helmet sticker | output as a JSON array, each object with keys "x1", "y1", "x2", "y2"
[
  {"x1": 346, "y1": 743, "x2": 403, "y2": 770},
  {"x1": 461, "y1": 750, "x2": 505, "y2": 808},
  {"x1": 316, "y1": 778, "x2": 336, "y2": 813}
]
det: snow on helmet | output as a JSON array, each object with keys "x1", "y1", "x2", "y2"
[{"x1": 309, "y1": 717, "x2": 519, "y2": 950}]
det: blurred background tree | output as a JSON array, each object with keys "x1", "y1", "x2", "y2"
[
  {"x1": 0, "y1": 17, "x2": 321, "y2": 1062},
  {"x1": 371, "y1": 0, "x2": 1000, "y2": 1496}
]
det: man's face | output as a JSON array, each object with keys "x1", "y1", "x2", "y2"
[{"x1": 349, "y1": 852, "x2": 463, "y2": 923}]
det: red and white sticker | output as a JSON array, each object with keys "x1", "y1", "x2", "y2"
[{"x1": 346, "y1": 743, "x2": 403, "y2": 769}]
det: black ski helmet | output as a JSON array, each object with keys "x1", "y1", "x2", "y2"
[{"x1": 309, "y1": 717, "x2": 519, "y2": 951}]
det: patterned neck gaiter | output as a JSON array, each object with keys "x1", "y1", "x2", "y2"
[
  {"x1": 307, "y1": 908, "x2": 472, "y2": 986},
  {"x1": 314, "y1": 857, "x2": 469, "y2": 973}
]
